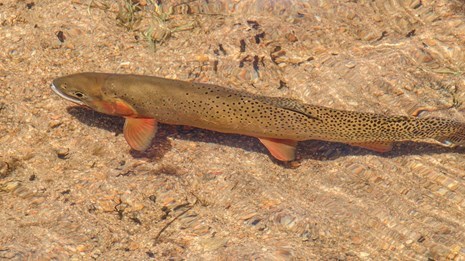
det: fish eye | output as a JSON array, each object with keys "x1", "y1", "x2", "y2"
[{"x1": 73, "y1": 91, "x2": 85, "y2": 98}]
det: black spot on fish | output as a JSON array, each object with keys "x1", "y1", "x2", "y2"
[
  {"x1": 131, "y1": 216, "x2": 142, "y2": 225},
  {"x1": 218, "y1": 44, "x2": 227, "y2": 55},
  {"x1": 278, "y1": 80, "x2": 287, "y2": 90},
  {"x1": 247, "y1": 20, "x2": 260, "y2": 30},
  {"x1": 146, "y1": 251, "x2": 155, "y2": 258},
  {"x1": 239, "y1": 55, "x2": 251, "y2": 68},
  {"x1": 406, "y1": 29, "x2": 416, "y2": 38},
  {"x1": 253, "y1": 55, "x2": 259, "y2": 72},
  {"x1": 240, "y1": 39, "x2": 246, "y2": 52},
  {"x1": 254, "y1": 32, "x2": 265, "y2": 44}
]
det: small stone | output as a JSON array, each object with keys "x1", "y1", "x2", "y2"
[
  {"x1": 273, "y1": 248, "x2": 293, "y2": 259},
  {"x1": 352, "y1": 236, "x2": 363, "y2": 245},
  {"x1": 121, "y1": 193, "x2": 145, "y2": 211},
  {"x1": 136, "y1": 0, "x2": 147, "y2": 6},
  {"x1": 64, "y1": 43, "x2": 75, "y2": 50},
  {"x1": 67, "y1": 28, "x2": 83, "y2": 37},
  {"x1": 200, "y1": 237, "x2": 228, "y2": 252},
  {"x1": 285, "y1": 33, "x2": 298, "y2": 42},
  {"x1": 76, "y1": 244, "x2": 89, "y2": 252},
  {"x1": 446, "y1": 180, "x2": 459, "y2": 191},
  {"x1": 196, "y1": 55, "x2": 209, "y2": 62},
  {"x1": 48, "y1": 119, "x2": 62, "y2": 129},
  {"x1": 0, "y1": 181, "x2": 20, "y2": 192},
  {"x1": 0, "y1": 161, "x2": 10, "y2": 178},
  {"x1": 287, "y1": 161, "x2": 301, "y2": 169},
  {"x1": 279, "y1": 215, "x2": 296, "y2": 228},
  {"x1": 412, "y1": 48, "x2": 434, "y2": 63},
  {"x1": 0, "y1": 249, "x2": 16, "y2": 259},
  {"x1": 409, "y1": 0, "x2": 421, "y2": 9},
  {"x1": 98, "y1": 200, "x2": 116, "y2": 212},
  {"x1": 130, "y1": 202, "x2": 145, "y2": 211},
  {"x1": 239, "y1": 212, "x2": 257, "y2": 220},
  {"x1": 130, "y1": 240, "x2": 142, "y2": 250},
  {"x1": 345, "y1": 61, "x2": 356, "y2": 69},
  {"x1": 15, "y1": 186, "x2": 35, "y2": 199},
  {"x1": 162, "y1": 197, "x2": 177, "y2": 207},
  {"x1": 55, "y1": 147, "x2": 70, "y2": 159}
]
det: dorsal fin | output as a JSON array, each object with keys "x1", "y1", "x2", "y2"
[{"x1": 256, "y1": 97, "x2": 321, "y2": 121}]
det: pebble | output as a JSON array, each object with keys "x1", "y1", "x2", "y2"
[
  {"x1": 352, "y1": 236, "x2": 363, "y2": 245},
  {"x1": 128, "y1": 241, "x2": 140, "y2": 250},
  {"x1": 0, "y1": 181, "x2": 20, "y2": 192},
  {"x1": 0, "y1": 161, "x2": 10, "y2": 177},
  {"x1": 239, "y1": 212, "x2": 257, "y2": 220},
  {"x1": 55, "y1": 147, "x2": 70, "y2": 159},
  {"x1": 285, "y1": 33, "x2": 298, "y2": 42},
  {"x1": 278, "y1": 215, "x2": 296, "y2": 229},
  {"x1": 273, "y1": 248, "x2": 293, "y2": 259},
  {"x1": 288, "y1": 161, "x2": 301, "y2": 169},
  {"x1": 148, "y1": 195, "x2": 157, "y2": 203},
  {"x1": 76, "y1": 244, "x2": 90, "y2": 252},
  {"x1": 137, "y1": 0, "x2": 147, "y2": 6},
  {"x1": 98, "y1": 200, "x2": 116, "y2": 212},
  {"x1": 14, "y1": 186, "x2": 35, "y2": 199},
  {"x1": 48, "y1": 119, "x2": 62, "y2": 129},
  {"x1": 345, "y1": 61, "x2": 356, "y2": 69},
  {"x1": 129, "y1": 202, "x2": 145, "y2": 212},
  {"x1": 200, "y1": 237, "x2": 228, "y2": 252}
]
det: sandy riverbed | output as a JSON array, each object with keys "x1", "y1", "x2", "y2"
[{"x1": 1, "y1": 0, "x2": 465, "y2": 259}]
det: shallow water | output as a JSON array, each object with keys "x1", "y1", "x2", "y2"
[{"x1": 1, "y1": 0, "x2": 465, "y2": 259}]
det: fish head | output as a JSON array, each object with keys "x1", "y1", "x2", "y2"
[
  {"x1": 51, "y1": 73, "x2": 137, "y2": 117},
  {"x1": 51, "y1": 72, "x2": 107, "y2": 106}
]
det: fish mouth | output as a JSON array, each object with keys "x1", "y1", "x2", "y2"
[{"x1": 50, "y1": 83, "x2": 84, "y2": 105}]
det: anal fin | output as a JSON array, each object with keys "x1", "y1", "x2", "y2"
[
  {"x1": 349, "y1": 142, "x2": 393, "y2": 153},
  {"x1": 123, "y1": 118, "x2": 158, "y2": 151},
  {"x1": 258, "y1": 137, "x2": 298, "y2": 161}
]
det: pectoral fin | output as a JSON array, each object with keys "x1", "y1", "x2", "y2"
[
  {"x1": 258, "y1": 138, "x2": 298, "y2": 161},
  {"x1": 349, "y1": 142, "x2": 393, "y2": 153},
  {"x1": 123, "y1": 118, "x2": 158, "y2": 151},
  {"x1": 115, "y1": 100, "x2": 137, "y2": 116}
]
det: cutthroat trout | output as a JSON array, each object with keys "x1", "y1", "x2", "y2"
[{"x1": 51, "y1": 72, "x2": 465, "y2": 161}]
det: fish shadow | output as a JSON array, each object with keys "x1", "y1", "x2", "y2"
[{"x1": 66, "y1": 107, "x2": 465, "y2": 164}]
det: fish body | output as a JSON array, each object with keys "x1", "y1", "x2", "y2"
[{"x1": 51, "y1": 72, "x2": 465, "y2": 161}]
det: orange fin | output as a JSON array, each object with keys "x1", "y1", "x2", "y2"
[
  {"x1": 123, "y1": 118, "x2": 157, "y2": 151},
  {"x1": 409, "y1": 105, "x2": 454, "y2": 118},
  {"x1": 258, "y1": 138, "x2": 298, "y2": 161},
  {"x1": 95, "y1": 99, "x2": 136, "y2": 117},
  {"x1": 349, "y1": 142, "x2": 393, "y2": 153},
  {"x1": 115, "y1": 100, "x2": 137, "y2": 116}
]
